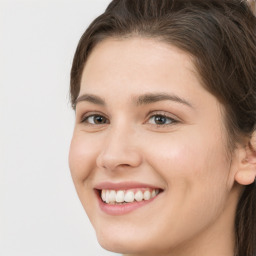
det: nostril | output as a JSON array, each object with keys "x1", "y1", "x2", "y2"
[{"x1": 96, "y1": 153, "x2": 143, "y2": 171}]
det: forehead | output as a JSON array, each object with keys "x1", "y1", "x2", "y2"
[
  {"x1": 80, "y1": 37, "x2": 201, "y2": 96},
  {"x1": 85, "y1": 37, "x2": 193, "y2": 67},
  {"x1": 81, "y1": 37, "x2": 197, "y2": 89}
]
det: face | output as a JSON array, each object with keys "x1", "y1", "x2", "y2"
[{"x1": 69, "y1": 38, "x2": 242, "y2": 256}]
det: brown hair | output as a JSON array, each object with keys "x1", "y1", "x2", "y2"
[{"x1": 70, "y1": 0, "x2": 256, "y2": 255}]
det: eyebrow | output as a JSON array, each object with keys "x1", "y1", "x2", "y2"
[
  {"x1": 75, "y1": 92, "x2": 193, "y2": 108},
  {"x1": 75, "y1": 94, "x2": 105, "y2": 106},
  {"x1": 135, "y1": 93, "x2": 193, "y2": 108}
]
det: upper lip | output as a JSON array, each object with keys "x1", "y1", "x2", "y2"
[{"x1": 94, "y1": 181, "x2": 163, "y2": 191}]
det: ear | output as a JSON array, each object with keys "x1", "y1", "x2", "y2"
[{"x1": 234, "y1": 130, "x2": 256, "y2": 185}]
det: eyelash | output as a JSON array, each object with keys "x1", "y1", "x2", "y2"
[
  {"x1": 80, "y1": 112, "x2": 178, "y2": 127},
  {"x1": 147, "y1": 113, "x2": 178, "y2": 127},
  {"x1": 80, "y1": 112, "x2": 109, "y2": 126}
]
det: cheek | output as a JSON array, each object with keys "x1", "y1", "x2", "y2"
[
  {"x1": 69, "y1": 133, "x2": 98, "y2": 182},
  {"x1": 144, "y1": 129, "x2": 230, "y2": 201},
  {"x1": 150, "y1": 127, "x2": 228, "y2": 174}
]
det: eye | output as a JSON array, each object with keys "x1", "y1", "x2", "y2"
[
  {"x1": 148, "y1": 114, "x2": 176, "y2": 126},
  {"x1": 82, "y1": 114, "x2": 109, "y2": 125}
]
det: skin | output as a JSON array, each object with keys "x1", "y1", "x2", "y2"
[{"x1": 69, "y1": 37, "x2": 248, "y2": 256}]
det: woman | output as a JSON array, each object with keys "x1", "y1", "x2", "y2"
[{"x1": 69, "y1": 0, "x2": 256, "y2": 255}]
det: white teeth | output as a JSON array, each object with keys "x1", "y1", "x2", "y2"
[
  {"x1": 124, "y1": 191, "x2": 135, "y2": 203},
  {"x1": 116, "y1": 190, "x2": 125, "y2": 203},
  {"x1": 105, "y1": 190, "x2": 110, "y2": 203},
  {"x1": 101, "y1": 189, "x2": 160, "y2": 204},
  {"x1": 101, "y1": 189, "x2": 106, "y2": 201},
  {"x1": 109, "y1": 190, "x2": 116, "y2": 203},
  {"x1": 144, "y1": 191, "x2": 151, "y2": 200},
  {"x1": 135, "y1": 191, "x2": 143, "y2": 202}
]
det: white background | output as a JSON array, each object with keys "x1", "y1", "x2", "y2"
[{"x1": 1, "y1": 0, "x2": 120, "y2": 255}]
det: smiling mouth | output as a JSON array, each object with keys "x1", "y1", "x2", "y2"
[{"x1": 98, "y1": 188, "x2": 162, "y2": 205}]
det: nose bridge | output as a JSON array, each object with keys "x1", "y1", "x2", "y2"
[{"x1": 96, "y1": 120, "x2": 142, "y2": 171}]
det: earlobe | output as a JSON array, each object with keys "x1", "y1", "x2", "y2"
[
  {"x1": 234, "y1": 130, "x2": 256, "y2": 186},
  {"x1": 235, "y1": 170, "x2": 256, "y2": 185}
]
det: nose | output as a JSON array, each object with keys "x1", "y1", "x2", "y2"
[{"x1": 96, "y1": 126, "x2": 143, "y2": 171}]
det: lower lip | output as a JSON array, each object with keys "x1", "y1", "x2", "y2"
[{"x1": 96, "y1": 191, "x2": 161, "y2": 216}]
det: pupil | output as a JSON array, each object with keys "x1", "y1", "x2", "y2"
[
  {"x1": 155, "y1": 116, "x2": 166, "y2": 124},
  {"x1": 94, "y1": 116, "x2": 105, "y2": 124}
]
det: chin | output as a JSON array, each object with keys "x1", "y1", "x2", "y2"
[
  {"x1": 96, "y1": 229, "x2": 153, "y2": 255},
  {"x1": 95, "y1": 226, "x2": 171, "y2": 256}
]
